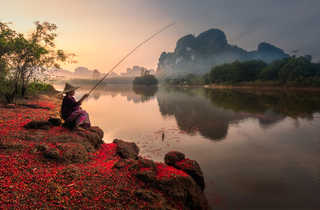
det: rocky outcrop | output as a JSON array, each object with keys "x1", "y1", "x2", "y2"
[
  {"x1": 165, "y1": 151, "x2": 205, "y2": 191},
  {"x1": 113, "y1": 139, "x2": 139, "y2": 159},
  {"x1": 22, "y1": 120, "x2": 208, "y2": 209},
  {"x1": 156, "y1": 28, "x2": 289, "y2": 77},
  {"x1": 164, "y1": 151, "x2": 185, "y2": 165},
  {"x1": 24, "y1": 120, "x2": 104, "y2": 162},
  {"x1": 134, "y1": 164, "x2": 208, "y2": 210}
]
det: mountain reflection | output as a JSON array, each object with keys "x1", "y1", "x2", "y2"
[{"x1": 156, "y1": 87, "x2": 320, "y2": 141}]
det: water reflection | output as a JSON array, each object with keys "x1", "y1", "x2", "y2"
[
  {"x1": 86, "y1": 85, "x2": 157, "y2": 104},
  {"x1": 69, "y1": 84, "x2": 320, "y2": 209},
  {"x1": 132, "y1": 85, "x2": 158, "y2": 103},
  {"x1": 156, "y1": 87, "x2": 320, "y2": 141}
]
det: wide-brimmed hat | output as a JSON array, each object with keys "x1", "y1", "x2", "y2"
[{"x1": 62, "y1": 83, "x2": 79, "y2": 94}]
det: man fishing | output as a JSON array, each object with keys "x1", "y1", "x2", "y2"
[
  {"x1": 61, "y1": 83, "x2": 91, "y2": 129},
  {"x1": 60, "y1": 23, "x2": 175, "y2": 130}
]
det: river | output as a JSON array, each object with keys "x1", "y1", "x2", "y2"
[{"x1": 57, "y1": 84, "x2": 320, "y2": 209}]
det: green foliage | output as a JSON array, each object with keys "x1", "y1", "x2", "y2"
[
  {"x1": 133, "y1": 75, "x2": 158, "y2": 86},
  {"x1": 209, "y1": 60, "x2": 267, "y2": 83},
  {"x1": 0, "y1": 21, "x2": 71, "y2": 102},
  {"x1": 259, "y1": 58, "x2": 289, "y2": 81},
  {"x1": 207, "y1": 57, "x2": 320, "y2": 86},
  {"x1": 26, "y1": 82, "x2": 56, "y2": 95},
  {"x1": 277, "y1": 57, "x2": 317, "y2": 83}
]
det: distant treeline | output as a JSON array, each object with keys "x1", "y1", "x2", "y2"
[
  {"x1": 133, "y1": 75, "x2": 158, "y2": 86},
  {"x1": 164, "y1": 56, "x2": 320, "y2": 87}
]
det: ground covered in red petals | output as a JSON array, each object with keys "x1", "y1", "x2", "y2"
[{"x1": 0, "y1": 95, "x2": 208, "y2": 209}]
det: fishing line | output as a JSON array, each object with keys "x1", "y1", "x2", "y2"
[{"x1": 87, "y1": 22, "x2": 176, "y2": 95}]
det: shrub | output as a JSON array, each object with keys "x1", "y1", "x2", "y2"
[{"x1": 133, "y1": 75, "x2": 158, "y2": 86}]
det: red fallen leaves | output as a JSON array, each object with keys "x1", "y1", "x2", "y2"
[
  {"x1": 0, "y1": 97, "x2": 197, "y2": 209},
  {"x1": 156, "y1": 163, "x2": 188, "y2": 179}
]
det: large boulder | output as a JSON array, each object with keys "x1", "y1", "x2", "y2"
[
  {"x1": 164, "y1": 151, "x2": 205, "y2": 191},
  {"x1": 135, "y1": 164, "x2": 209, "y2": 210},
  {"x1": 164, "y1": 151, "x2": 185, "y2": 166},
  {"x1": 75, "y1": 126, "x2": 104, "y2": 149},
  {"x1": 113, "y1": 139, "x2": 139, "y2": 160},
  {"x1": 174, "y1": 159, "x2": 205, "y2": 191}
]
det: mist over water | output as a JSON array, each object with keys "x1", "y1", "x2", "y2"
[{"x1": 55, "y1": 84, "x2": 320, "y2": 209}]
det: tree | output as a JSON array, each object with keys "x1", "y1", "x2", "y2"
[
  {"x1": 133, "y1": 75, "x2": 158, "y2": 86},
  {"x1": 0, "y1": 22, "x2": 17, "y2": 79},
  {"x1": 278, "y1": 56, "x2": 315, "y2": 83},
  {"x1": 2, "y1": 21, "x2": 71, "y2": 98}
]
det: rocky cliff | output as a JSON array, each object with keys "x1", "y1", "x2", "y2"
[{"x1": 157, "y1": 28, "x2": 289, "y2": 77}]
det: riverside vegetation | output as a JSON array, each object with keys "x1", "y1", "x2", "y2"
[{"x1": 164, "y1": 56, "x2": 320, "y2": 88}]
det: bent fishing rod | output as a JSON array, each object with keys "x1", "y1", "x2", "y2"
[{"x1": 87, "y1": 22, "x2": 176, "y2": 95}]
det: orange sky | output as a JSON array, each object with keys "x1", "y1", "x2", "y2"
[
  {"x1": 2, "y1": 0, "x2": 181, "y2": 73},
  {"x1": 2, "y1": 0, "x2": 319, "y2": 72}
]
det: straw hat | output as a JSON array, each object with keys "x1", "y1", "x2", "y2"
[{"x1": 62, "y1": 83, "x2": 79, "y2": 94}]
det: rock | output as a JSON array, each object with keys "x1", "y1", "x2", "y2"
[
  {"x1": 75, "y1": 126, "x2": 104, "y2": 149},
  {"x1": 135, "y1": 170, "x2": 157, "y2": 183},
  {"x1": 37, "y1": 145, "x2": 61, "y2": 160},
  {"x1": 113, "y1": 139, "x2": 139, "y2": 159},
  {"x1": 48, "y1": 117, "x2": 62, "y2": 126},
  {"x1": 164, "y1": 151, "x2": 185, "y2": 166},
  {"x1": 135, "y1": 165, "x2": 208, "y2": 210},
  {"x1": 157, "y1": 176, "x2": 209, "y2": 210},
  {"x1": 134, "y1": 189, "x2": 164, "y2": 203},
  {"x1": 24, "y1": 120, "x2": 51, "y2": 130},
  {"x1": 113, "y1": 159, "x2": 133, "y2": 169},
  {"x1": 26, "y1": 126, "x2": 104, "y2": 154},
  {"x1": 37, "y1": 143, "x2": 89, "y2": 163},
  {"x1": 174, "y1": 159, "x2": 205, "y2": 191},
  {"x1": 57, "y1": 143, "x2": 89, "y2": 163},
  {"x1": 127, "y1": 158, "x2": 157, "y2": 172},
  {"x1": 164, "y1": 151, "x2": 205, "y2": 191},
  {"x1": 137, "y1": 158, "x2": 157, "y2": 171}
]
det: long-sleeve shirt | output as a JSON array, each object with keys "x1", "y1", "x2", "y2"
[{"x1": 61, "y1": 95, "x2": 80, "y2": 120}]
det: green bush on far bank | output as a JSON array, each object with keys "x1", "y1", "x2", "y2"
[
  {"x1": 133, "y1": 75, "x2": 158, "y2": 86},
  {"x1": 163, "y1": 56, "x2": 320, "y2": 87},
  {"x1": 208, "y1": 56, "x2": 320, "y2": 86}
]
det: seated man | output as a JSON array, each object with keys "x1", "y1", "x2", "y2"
[{"x1": 61, "y1": 83, "x2": 90, "y2": 129}]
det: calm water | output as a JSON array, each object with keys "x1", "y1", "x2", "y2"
[{"x1": 58, "y1": 85, "x2": 320, "y2": 209}]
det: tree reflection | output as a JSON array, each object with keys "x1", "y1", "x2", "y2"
[
  {"x1": 132, "y1": 85, "x2": 158, "y2": 103},
  {"x1": 85, "y1": 85, "x2": 158, "y2": 104},
  {"x1": 156, "y1": 87, "x2": 320, "y2": 141}
]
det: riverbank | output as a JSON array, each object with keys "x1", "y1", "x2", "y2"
[
  {"x1": 0, "y1": 94, "x2": 208, "y2": 209},
  {"x1": 204, "y1": 83, "x2": 320, "y2": 92}
]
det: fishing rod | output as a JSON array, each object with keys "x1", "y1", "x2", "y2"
[{"x1": 87, "y1": 22, "x2": 176, "y2": 95}]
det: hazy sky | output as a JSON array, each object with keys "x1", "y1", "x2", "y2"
[{"x1": 2, "y1": 0, "x2": 320, "y2": 73}]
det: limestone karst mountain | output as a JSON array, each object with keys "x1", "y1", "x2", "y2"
[{"x1": 156, "y1": 29, "x2": 289, "y2": 77}]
